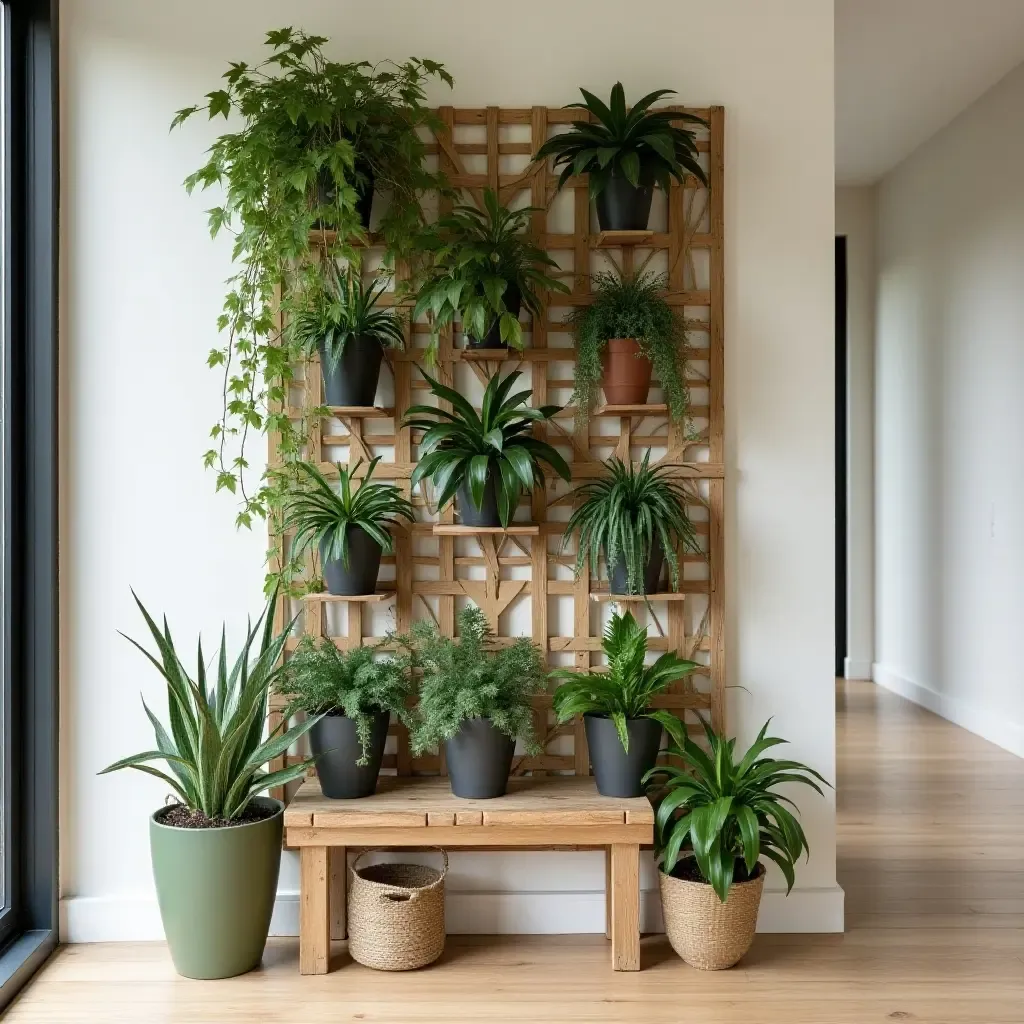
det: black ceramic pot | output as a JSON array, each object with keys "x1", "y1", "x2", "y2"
[
  {"x1": 445, "y1": 718, "x2": 515, "y2": 799},
  {"x1": 594, "y1": 170, "x2": 655, "y2": 231},
  {"x1": 609, "y1": 534, "x2": 665, "y2": 596},
  {"x1": 310, "y1": 709, "x2": 390, "y2": 799},
  {"x1": 455, "y1": 473, "x2": 502, "y2": 528},
  {"x1": 320, "y1": 527, "x2": 383, "y2": 596},
  {"x1": 584, "y1": 714, "x2": 663, "y2": 798},
  {"x1": 320, "y1": 335, "x2": 385, "y2": 408},
  {"x1": 466, "y1": 284, "x2": 522, "y2": 351}
]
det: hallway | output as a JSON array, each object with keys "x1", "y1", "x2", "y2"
[{"x1": 8, "y1": 681, "x2": 1024, "y2": 1022}]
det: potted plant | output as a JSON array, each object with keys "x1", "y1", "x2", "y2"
[
  {"x1": 405, "y1": 369, "x2": 570, "y2": 527},
  {"x1": 284, "y1": 457, "x2": 414, "y2": 596},
  {"x1": 99, "y1": 591, "x2": 319, "y2": 979},
  {"x1": 403, "y1": 607, "x2": 545, "y2": 798},
  {"x1": 413, "y1": 188, "x2": 568, "y2": 361},
  {"x1": 533, "y1": 82, "x2": 708, "y2": 231},
  {"x1": 564, "y1": 452, "x2": 699, "y2": 595},
  {"x1": 287, "y1": 265, "x2": 406, "y2": 408},
  {"x1": 277, "y1": 636, "x2": 413, "y2": 799},
  {"x1": 174, "y1": 27, "x2": 451, "y2": 527},
  {"x1": 549, "y1": 609, "x2": 698, "y2": 797},
  {"x1": 567, "y1": 268, "x2": 689, "y2": 421},
  {"x1": 645, "y1": 718, "x2": 829, "y2": 970}
]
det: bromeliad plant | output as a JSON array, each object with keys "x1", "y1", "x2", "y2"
[
  {"x1": 550, "y1": 609, "x2": 699, "y2": 750},
  {"x1": 564, "y1": 452, "x2": 699, "y2": 594},
  {"x1": 174, "y1": 27, "x2": 451, "y2": 529},
  {"x1": 413, "y1": 188, "x2": 569, "y2": 361},
  {"x1": 99, "y1": 590, "x2": 319, "y2": 822},
  {"x1": 283, "y1": 457, "x2": 414, "y2": 570},
  {"x1": 534, "y1": 82, "x2": 708, "y2": 199},
  {"x1": 276, "y1": 637, "x2": 413, "y2": 765},
  {"x1": 402, "y1": 607, "x2": 546, "y2": 755},
  {"x1": 406, "y1": 369, "x2": 571, "y2": 525},
  {"x1": 644, "y1": 718, "x2": 830, "y2": 901},
  {"x1": 566, "y1": 267, "x2": 689, "y2": 429}
]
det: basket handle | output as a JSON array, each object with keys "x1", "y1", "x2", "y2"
[{"x1": 351, "y1": 846, "x2": 449, "y2": 884}]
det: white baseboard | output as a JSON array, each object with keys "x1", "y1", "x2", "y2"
[
  {"x1": 843, "y1": 656, "x2": 872, "y2": 680},
  {"x1": 872, "y1": 663, "x2": 1024, "y2": 759},
  {"x1": 60, "y1": 886, "x2": 844, "y2": 943}
]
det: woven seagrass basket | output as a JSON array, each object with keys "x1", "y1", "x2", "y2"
[
  {"x1": 659, "y1": 860, "x2": 765, "y2": 970},
  {"x1": 348, "y1": 848, "x2": 447, "y2": 971}
]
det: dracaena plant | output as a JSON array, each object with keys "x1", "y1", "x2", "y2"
[
  {"x1": 286, "y1": 264, "x2": 406, "y2": 374},
  {"x1": 283, "y1": 457, "x2": 414, "y2": 571},
  {"x1": 405, "y1": 369, "x2": 571, "y2": 525},
  {"x1": 534, "y1": 82, "x2": 708, "y2": 198},
  {"x1": 644, "y1": 717, "x2": 830, "y2": 902},
  {"x1": 549, "y1": 609, "x2": 699, "y2": 751},
  {"x1": 172, "y1": 27, "x2": 451, "y2": 531},
  {"x1": 564, "y1": 452, "x2": 699, "y2": 594},
  {"x1": 99, "y1": 590, "x2": 319, "y2": 821},
  {"x1": 413, "y1": 188, "x2": 569, "y2": 363}
]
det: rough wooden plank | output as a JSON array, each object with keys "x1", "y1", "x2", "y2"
[
  {"x1": 311, "y1": 810, "x2": 427, "y2": 828},
  {"x1": 287, "y1": 825, "x2": 651, "y2": 847},
  {"x1": 299, "y1": 846, "x2": 330, "y2": 976},
  {"x1": 610, "y1": 844, "x2": 640, "y2": 971},
  {"x1": 329, "y1": 847, "x2": 346, "y2": 941},
  {"x1": 481, "y1": 810, "x2": 625, "y2": 827}
]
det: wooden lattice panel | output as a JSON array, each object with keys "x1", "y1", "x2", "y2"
[{"x1": 269, "y1": 105, "x2": 725, "y2": 781}]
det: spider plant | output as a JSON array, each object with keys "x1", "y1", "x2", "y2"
[
  {"x1": 99, "y1": 590, "x2": 319, "y2": 821},
  {"x1": 645, "y1": 717, "x2": 830, "y2": 902},
  {"x1": 284, "y1": 457, "x2": 414, "y2": 568},
  {"x1": 405, "y1": 369, "x2": 570, "y2": 525},
  {"x1": 413, "y1": 188, "x2": 568, "y2": 362},
  {"x1": 534, "y1": 82, "x2": 708, "y2": 198},
  {"x1": 564, "y1": 452, "x2": 699, "y2": 594},
  {"x1": 549, "y1": 609, "x2": 699, "y2": 751}
]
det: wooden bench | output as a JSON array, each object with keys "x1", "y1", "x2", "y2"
[{"x1": 284, "y1": 775, "x2": 654, "y2": 974}]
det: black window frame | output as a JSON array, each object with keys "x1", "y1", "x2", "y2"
[{"x1": 0, "y1": 0, "x2": 59, "y2": 1006}]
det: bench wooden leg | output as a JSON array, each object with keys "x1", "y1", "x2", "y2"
[
  {"x1": 330, "y1": 846, "x2": 347, "y2": 941},
  {"x1": 610, "y1": 843, "x2": 640, "y2": 971},
  {"x1": 300, "y1": 846, "x2": 330, "y2": 975},
  {"x1": 604, "y1": 847, "x2": 612, "y2": 940}
]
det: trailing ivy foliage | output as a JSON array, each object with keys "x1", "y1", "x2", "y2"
[
  {"x1": 566, "y1": 268, "x2": 689, "y2": 430},
  {"x1": 564, "y1": 452, "x2": 699, "y2": 594},
  {"x1": 172, "y1": 27, "x2": 451, "y2": 537},
  {"x1": 645, "y1": 717, "x2": 830, "y2": 902},
  {"x1": 401, "y1": 607, "x2": 546, "y2": 755},
  {"x1": 276, "y1": 637, "x2": 413, "y2": 765}
]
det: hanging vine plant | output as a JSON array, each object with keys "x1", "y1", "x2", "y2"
[{"x1": 173, "y1": 28, "x2": 452, "y2": 544}]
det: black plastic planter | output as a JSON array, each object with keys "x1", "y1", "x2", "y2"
[
  {"x1": 314, "y1": 163, "x2": 375, "y2": 229},
  {"x1": 456, "y1": 473, "x2": 502, "y2": 527},
  {"x1": 320, "y1": 527, "x2": 383, "y2": 596},
  {"x1": 310, "y1": 709, "x2": 390, "y2": 799},
  {"x1": 609, "y1": 534, "x2": 665, "y2": 595},
  {"x1": 594, "y1": 172, "x2": 655, "y2": 232},
  {"x1": 320, "y1": 335, "x2": 385, "y2": 408},
  {"x1": 584, "y1": 714, "x2": 663, "y2": 798},
  {"x1": 466, "y1": 284, "x2": 522, "y2": 351},
  {"x1": 445, "y1": 718, "x2": 515, "y2": 799}
]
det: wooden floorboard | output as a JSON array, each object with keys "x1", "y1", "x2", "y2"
[{"x1": 7, "y1": 680, "x2": 1024, "y2": 1023}]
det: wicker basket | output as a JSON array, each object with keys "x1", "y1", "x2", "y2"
[
  {"x1": 348, "y1": 848, "x2": 447, "y2": 971},
  {"x1": 658, "y1": 861, "x2": 765, "y2": 970}
]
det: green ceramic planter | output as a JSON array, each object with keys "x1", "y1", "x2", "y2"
[{"x1": 149, "y1": 796, "x2": 283, "y2": 979}]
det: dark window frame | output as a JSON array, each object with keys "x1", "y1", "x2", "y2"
[{"x1": 0, "y1": 0, "x2": 59, "y2": 1006}]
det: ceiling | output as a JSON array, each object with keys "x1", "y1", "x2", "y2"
[{"x1": 836, "y1": 0, "x2": 1024, "y2": 184}]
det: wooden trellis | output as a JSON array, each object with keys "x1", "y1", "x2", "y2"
[{"x1": 268, "y1": 104, "x2": 724, "y2": 782}]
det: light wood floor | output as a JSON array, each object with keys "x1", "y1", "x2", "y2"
[{"x1": 8, "y1": 680, "x2": 1024, "y2": 1022}]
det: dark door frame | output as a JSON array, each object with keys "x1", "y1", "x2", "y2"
[{"x1": 835, "y1": 236, "x2": 848, "y2": 678}]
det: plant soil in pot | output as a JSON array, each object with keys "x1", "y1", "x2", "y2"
[
  {"x1": 659, "y1": 860, "x2": 765, "y2": 970},
  {"x1": 466, "y1": 284, "x2": 522, "y2": 351},
  {"x1": 320, "y1": 335, "x2": 385, "y2": 408},
  {"x1": 601, "y1": 338, "x2": 653, "y2": 406},
  {"x1": 150, "y1": 797, "x2": 284, "y2": 979},
  {"x1": 594, "y1": 170, "x2": 655, "y2": 232},
  {"x1": 445, "y1": 717, "x2": 515, "y2": 798},
  {"x1": 609, "y1": 533, "x2": 665, "y2": 596},
  {"x1": 320, "y1": 526, "x2": 383, "y2": 596},
  {"x1": 455, "y1": 474, "x2": 502, "y2": 528},
  {"x1": 311, "y1": 709, "x2": 390, "y2": 799},
  {"x1": 584, "y1": 714, "x2": 663, "y2": 798}
]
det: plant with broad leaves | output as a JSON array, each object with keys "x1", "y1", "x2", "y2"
[
  {"x1": 405, "y1": 368, "x2": 570, "y2": 526},
  {"x1": 644, "y1": 717, "x2": 830, "y2": 902},
  {"x1": 534, "y1": 82, "x2": 708, "y2": 199},
  {"x1": 413, "y1": 188, "x2": 568, "y2": 363},
  {"x1": 99, "y1": 590, "x2": 319, "y2": 821},
  {"x1": 564, "y1": 452, "x2": 699, "y2": 594},
  {"x1": 276, "y1": 637, "x2": 413, "y2": 765},
  {"x1": 549, "y1": 609, "x2": 699, "y2": 750},
  {"x1": 284, "y1": 457, "x2": 414, "y2": 571}
]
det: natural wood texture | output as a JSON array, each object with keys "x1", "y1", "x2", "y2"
[
  {"x1": 298, "y1": 846, "x2": 330, "y2": 976},
  {"x1": 589, "y1": 592, "x2": 688, "y2": 602},
  {"x1": 15, "y1": 681, "x2": 1024, "y2": 1020},
  {"x1": 610, "y1": 843, "x2": 640, "y2": 971},
  {"x1": 301, "y1": 591, "x2": 396, "y2": 604},
  {"x1": 430, "y1": 524, "x2": 540, "y2": 536},
  {"x1": 329, "y1": 847, "x2": 346, "y2": 941},
  {"x1": 595, "y1": 229, "x2": 654, "y2": 248}
]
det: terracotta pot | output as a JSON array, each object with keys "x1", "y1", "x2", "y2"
[{"x1": 601, "y1": 338, "x2": 652, "y2": 405}]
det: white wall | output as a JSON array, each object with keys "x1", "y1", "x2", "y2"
[
  {"x1": 873, "y1": 60, "x2": 1024, "y2": 757},
  {"x1": 60, "y1": 0, "x2": 840, "y2": 940},
  {"x1": 836, "y1": 186, "x2": 875, "y2": 679}
]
